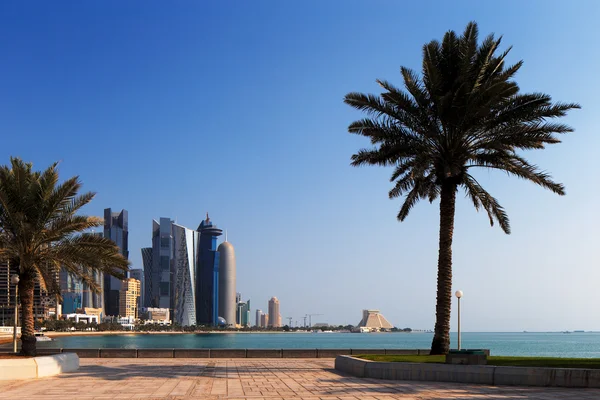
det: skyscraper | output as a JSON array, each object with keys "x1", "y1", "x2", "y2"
[
  {"x1": 119, "y1": 278, "x2": 140, "y2": 318},
  {"x1": 129, "y1": 269, "x2": 144, "y2": 312},
  {"x1": 141, "y1": 247, "x2": 153, "y2": 308},
  {"x1": 103, "y1": 208, "x2": 129, "y2": 316},
  {"x1": 196, "y1": 214, "x2": 222, "y2": 325},
  {"x1": 153, "y1": 218, "x2": 173, "y2": 311},
  {"x1": 236, "y1": 297, "x2": 251, "y2": 327},
  {"x1": 172, "y1": 223, "x2": 199, "y2": 326},
  {"x1": 260, "y1": 313, "x2": 269, "y2": 328},
  {"x1": 268, "y1": 297, "x2": 281, "y2": 328},
  {"x1": 217, "y1": 237, "x2": 236, "y2": 327},
  {"x1": 59, "y1": 268, "x2": 82, "y2": 314},
  {"x1": 255, "y1": 309, "x2": 263, "y2": 327},
  {"x1": 143, "y1": 218, "x2": 201, "y2": 326}
]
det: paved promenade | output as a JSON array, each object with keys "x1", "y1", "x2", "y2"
[{"x1": 0, "y1": 358, "x2": 598, "y2": 399}]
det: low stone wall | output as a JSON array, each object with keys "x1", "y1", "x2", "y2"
[
  {"x1": 5, "y1": 348, "x2": 467, "y2": 359},
  {"x1": 0, "y1": 353, "x2": 79, "y2": 380},
  {"x1": 335, "y1": 355, "x2": 600, "y2": 388}
]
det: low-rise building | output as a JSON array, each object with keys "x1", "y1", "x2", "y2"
[
  {"x1": 63, "y1": 313, "x2": 99, "y2": 323},
  {"x1": 357, "y1": 309, "x2": 393, "y2": 332},
  {"x1": 141, "y1": 307, "x2": 170, "y2": 324}
]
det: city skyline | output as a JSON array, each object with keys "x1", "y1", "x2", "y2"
[{"x1": 2, "y1": 1, "x2": 599, "y2": 331}]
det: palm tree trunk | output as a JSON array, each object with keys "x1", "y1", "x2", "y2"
[
  {"x1": 430, "y1": 180, "x2": 457, "y2": 355},
  {"x1": 19, "y1": 275, "x2": 37, "y2": 356}
]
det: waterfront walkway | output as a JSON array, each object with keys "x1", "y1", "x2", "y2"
[{"x1": 0, "y1": 358, "x2": 598, "y2": 399}]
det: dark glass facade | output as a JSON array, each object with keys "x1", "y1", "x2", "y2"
[
  {"x1": 103, "y1": 208, "x2": 129, "y2": 316},
  {"x1": 196, "y1": 215, "x2": 222, "y2": 325}
]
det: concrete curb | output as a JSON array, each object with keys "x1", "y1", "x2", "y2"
[
  {"x1": 0, "y1": 353, "x2": 79, "y2": 380},
  {"x1": 334, "y1": 355, "x2": 600, "y2": 388}
]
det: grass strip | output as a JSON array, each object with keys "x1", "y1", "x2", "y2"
[{"x1": 355, "y1": 355, "x2": 600, "y2": 369}]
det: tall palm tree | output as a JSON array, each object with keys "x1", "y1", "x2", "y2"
[
  {"x1": 345, "y1": 22, "x2": 579, "y2": 354},
  {"x1": 0, "y1": 158, "x2": 129, "y2": 356}
]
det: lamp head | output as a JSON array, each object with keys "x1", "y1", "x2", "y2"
[
  {"x1": 455, "y1": 290, "x2": 463, "y2": 299},
  {"x1": 10, "y1": 275, "x2": 19, "y2": 285}
]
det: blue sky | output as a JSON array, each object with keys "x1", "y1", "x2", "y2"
[{"x1": 1, "y1": 1, "x2": 598, "y2": 331}]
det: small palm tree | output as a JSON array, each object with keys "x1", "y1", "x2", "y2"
[
  {"x1": 345, "y1": 22, "x2": 579, "y2": 354},
  {"x1": 0, "y1": 158, "x2": 129, "y2": 356}
]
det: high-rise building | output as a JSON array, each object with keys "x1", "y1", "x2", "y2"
[
  {"x1": 268, "y1": 297, "x2": 281, "y2": 328},
  {"x1": 81, "y1": 233, "x2": 105, "y2": 313},
  {"x1": 196, "y1": 214, "x2": 222, "y2": 325},
  {"x1": 255, "y1": 309, "x2": 263, "y2": 327},
  {"x1": 236, "y1": 297, "x2": 251, "y2": 327},
  {"x1": 141, "y1": 247, "x2": 153, "y2": 308},
  {"x1": 154, "y1": 218, "x2": 173, "y2": 311},
  {"x1": 103, "y1": 208, "x2": 129, "y2": 316},
  {"x1": 0, "y1": 260, "x2": 56, "y2": 322},
  {"x1": 260, "y1": 313, "x2": 269, "y2": 328},
  {"x1": 0, "y1": 260, "x2": 18, "y2": 325},
  {"x1": 59, "y1": 268, "x2": 82, "y2": 314},
  {"x1": 217, "y1": 238, "x2": 236, "y2": 327},
  {"x1": 143, "y1": 218, "x2": 202, "y2": 326},
  {"x1": 172, "y1": 223, "x2": 199, "y2": 326},
  {"x1": 119, "y1": 278, "x2": 140, "y2": 318},
  {"x1": 129, "y1": 269, "x2": 144, "y2": 311}
]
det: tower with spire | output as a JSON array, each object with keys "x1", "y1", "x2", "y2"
[{"x1": 196, "y1": 213, "x2": 223, "y2": 325}]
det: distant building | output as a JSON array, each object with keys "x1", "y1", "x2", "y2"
[
  {"x1": 117, "y1": 315, "x2": 136, "y2": 330},
  {"x1": 59, "y1": 267, "x2": 82, "y2": 314},
  {"x1": 357, "y1": 309, "x2": 393, "y2": 331},
  {"x1": 268, "y1": 297, "x2": 281, "y2": 328},
  {"x1": 141, "y1": 247, "x2": 153, "y2": 308},
  {"x1": 142, "y1": 307, "x2": 170, "y2": 324},
  {"x1": 255, "y1": 309, "x2": 263, "y2": 327},
  {"x1": 119, "y1": 278, "x2": 140, "y2": 318},
  {"x1": 171, "y1": 223, "x2": 199, "y2": 326},
  {"x1": 260, "y1": 313, "x2": 269, "y2": 328},
  {"x1": 129, "y1": 269, "x2": 144, "y2": 310},
  {"x1": 143, "y1": 218, "x2": 200, "y2": 326},
  {"x1": 196, "y1": 214, "x2": 222, "y2": 325},
  {"x1": 0, "y1": 260, "x2": 56, "y2": 322},
  {"x1": 236, "y1": 298, "x2": 251, "y2": 327},
  {"x1": 64, "y1": 313, "x2": 99, "y2": 324},
  {"x1": 217, "y1": 238, "x2": 236, "y2": 327},
  {"x1": 103, "y1": 208, "x2": 129, "y2": 316}
]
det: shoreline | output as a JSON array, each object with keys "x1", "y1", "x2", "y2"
[{"x1": 0, "y1": 330, "x2": 336, "y2": 345}]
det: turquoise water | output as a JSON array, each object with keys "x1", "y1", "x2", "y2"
[{"x1": 35, "y1": 332, "x2": 600, "y2": 358}]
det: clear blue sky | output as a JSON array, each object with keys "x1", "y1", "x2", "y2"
[{"x1": 1, "y1": 1, "x2": 598, "y2": 331}]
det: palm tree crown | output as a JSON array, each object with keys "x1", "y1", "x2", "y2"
[
  {"x1": 345, "y1": 22, "x2": 579, "y2": 354},
  {"x1": 0, "y1": 157, "x2": 129, "y2": 356},
  {"x1": 346, "y1": 22, "x2": 579, "y2": 232}
]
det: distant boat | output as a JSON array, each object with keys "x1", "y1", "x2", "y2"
[
  {"x1": 574, "y1": 330, "x2": 585, "y2": 333},
  {"x1": 562, "y1": 331, "x2": 571, "y2": 334},
  {"x1": 35, "y1": 332, "x2": 52, "y2": 342}
]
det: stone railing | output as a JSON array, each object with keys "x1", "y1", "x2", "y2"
[{"x1": 2, "y1": 348, "x2": 484, "y2": 358}]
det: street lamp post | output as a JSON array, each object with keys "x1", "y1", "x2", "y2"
[
  {"x1": 455, "y1": 290, "x2": 463, "y2": 350},
  {"x1": 11, "y1": 275, "x2": 20, "y2": 353}
]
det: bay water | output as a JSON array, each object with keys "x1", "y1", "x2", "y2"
[{"x1": 37, "y1": 331, "x2": 600, "y2": 358}]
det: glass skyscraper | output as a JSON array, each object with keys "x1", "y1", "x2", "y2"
[
  {"x1": 103, "y1": 208, "x2": 129, "y2": 316},
  {"x1": 141, "y1": 247, "x2": 153, "y2": 308},
  {"x1": 196, "y1": 214, "x2": 222, "y2": 325},
  {"x1": 143, "y1": 218, "x2": 200, "y2": 325},
  {"x1": 172, "y1": 224, "x2": 199, "y2": 326}
]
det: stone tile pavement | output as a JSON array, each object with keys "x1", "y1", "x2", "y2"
[{"x1": 0, "y1": 358, "x2": 599, "y2": 399}]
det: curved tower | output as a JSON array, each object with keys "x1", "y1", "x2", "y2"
[{"x1": 217, "y1": 240, "x2": 236, "y2": 326}]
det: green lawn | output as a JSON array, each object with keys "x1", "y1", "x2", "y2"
[{"x1": 356, "y1": 355, "x2": 600, "y2": 369}]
